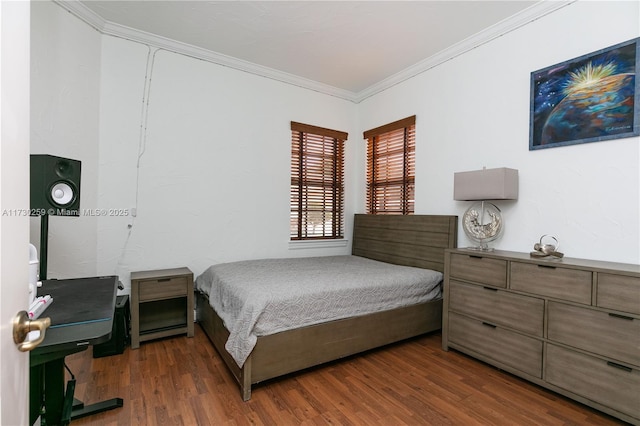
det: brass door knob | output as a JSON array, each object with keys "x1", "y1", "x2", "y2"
[{"x1": 12, "y1": 310, "x2": 50, "y2": 352}]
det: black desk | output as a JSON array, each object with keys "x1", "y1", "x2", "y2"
[{"x1": 30, "y1": 276, "x2": 123, "y2": 425}]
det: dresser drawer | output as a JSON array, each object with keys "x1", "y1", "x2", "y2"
[
  {"x1": 597, "y1": 273, "x2": 640, "y2": 315},
  {"x1": 449, "y1": 253, "x2": 507, "y2": 288},
  {"x1": 546, "y1": 344, "x2": 640, "y2": 420},
  {"x1": 139, "y1": 277, "x2": 188, "y2": 302},
  {"x1": 548, "y1": 301, "x2": 640, "y2": 367},
  {"x1": 448, "y1": 312, "x2": 542, "y2": 378},
  {"x1": 449, "y1": 280, "x2": 544, "y2": 336},
  {"x1": 510, "y1": 262, "x2": 592, "y2": 304}
]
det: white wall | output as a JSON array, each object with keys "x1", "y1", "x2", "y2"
[
  {"x1": 31, "y1": 0, "x2": 640, "y2": 289},
  {"x1": 30, "y1": 1, "x2": 101, "y2": 278},
  {"x1": 96, "y1": 38, "x2": 358, "y2": 289},
  {"x1": 359, "y1": 0, "x2": 640, "y2": 264}
]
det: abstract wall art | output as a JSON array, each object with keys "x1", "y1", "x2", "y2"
[{"x1": 529, "y1": 38, "x2": 639, "y2": 150}]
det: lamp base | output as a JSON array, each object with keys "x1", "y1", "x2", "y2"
[
  {"x1": 461, "y1": 201, "x2": 503, "y2": 251},
  {"x1": 465, "y1": 244, "x2": 495, "y2": 252}
]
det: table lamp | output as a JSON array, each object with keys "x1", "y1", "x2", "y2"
[{"x1": 454, "y1": 167, "x2": 518, "y2": 251}]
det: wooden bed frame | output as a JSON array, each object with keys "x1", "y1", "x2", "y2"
[{"x1": 196, "y1": 214, "x2": 458, "y2": 400}]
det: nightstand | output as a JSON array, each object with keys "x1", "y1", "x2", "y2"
[{"x1": 130, "y1": 267, "x2": 194, "y2": 349}]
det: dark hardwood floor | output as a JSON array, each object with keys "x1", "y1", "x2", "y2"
[{"x1": 66, "y1": 324, "x2": 626, "y2": 425}]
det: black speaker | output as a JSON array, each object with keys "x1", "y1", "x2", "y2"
[{"x1": 30, "y1": 154, "x2": 81, "y2": 216}]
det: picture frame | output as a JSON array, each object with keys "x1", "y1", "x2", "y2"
[{"x1": 529, "y1": 37, "x2": 639, "y2": 150}]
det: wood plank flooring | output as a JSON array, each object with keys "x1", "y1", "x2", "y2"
[{"x1": 65, "y1": 324, "x2": 627, "y2": 425}]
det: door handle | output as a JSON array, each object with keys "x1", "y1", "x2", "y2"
[{"x1": 12, "y1": 310, "x2": 50, "y2": 352}]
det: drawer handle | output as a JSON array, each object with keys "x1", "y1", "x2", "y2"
[
  {"x1": 157, "y1": 278, "x2": 171, "y2": 282},
  {"x1": 607, "y1": 361, "x2": 632, "y2": 373},
  {"x1": 469, "y1": 255, "x2": 483, "y2": 259},
  {"x1": 537, "y1": 264, "x2": 556, "y2": 269},
  {"x1": 608, "y1": 313, "x2": 634, "y2": 321},
  {"x1": 483, "y1": 286, "x2": 498, "y2": 292},
  {"x1": 482, "y1": 322, "x2": 497, "y2": 329}
]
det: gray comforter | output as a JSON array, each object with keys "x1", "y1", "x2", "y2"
[{"x1": 195, "y1": 255, "x2": 443, "y2": 367}]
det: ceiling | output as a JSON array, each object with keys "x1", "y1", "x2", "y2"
[{"x1": 72, "y1": 1, "x2": 547, "y2": 100}]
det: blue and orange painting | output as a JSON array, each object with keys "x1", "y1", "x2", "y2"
[{"x1": 530, "y1": 38, "x2": 639, "y2": 150}]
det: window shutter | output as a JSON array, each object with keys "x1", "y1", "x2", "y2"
[
  {"x1": 291, "y1": 122, "x2": 347, "y2": 240},
  {"x1": 364, "y1": 116, "x2": 416, "y2": 215}
]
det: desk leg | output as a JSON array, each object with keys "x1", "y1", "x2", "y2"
[
  {"x1": 35, "y1": 356, "x2": 123, "y2": 425},
  {"x1": 70, "y1": 398, "x2": 124, "y2": 420},
  {"x1": 42, "y1": 358, "x2": 65, "y2": 426},
  {"x1": 29, "y1": 364, "x2": 44, "y2": 425}
]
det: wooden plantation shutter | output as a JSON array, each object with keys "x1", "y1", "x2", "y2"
[
  {"x1": 291, "y1": 122, "x2": 347, "y2": 240},
  {"x1": 364, "y1": 115, "x2": 416, "y2": 215}
]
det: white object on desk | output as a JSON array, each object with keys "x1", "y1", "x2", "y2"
[
  {"x1": 29, "y1": 243, "x2": 39, "y2": 305},
  {"x1": 27, "y1": 295, "x2": 52, "y2": 341},
  {"x1": 28, "y1": 295, "x2": 52, "y2": 319}
]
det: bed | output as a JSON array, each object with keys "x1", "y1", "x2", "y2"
[{"x1": 195, "y1": 214, "x2": 458, "y2": 400}]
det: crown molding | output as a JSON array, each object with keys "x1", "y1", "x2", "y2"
[
  {"x1": 354, "y1": 0, "x2": 575, "y2": 103},
  {"x1": 53, "y1": 0, "x2": 573, "y2": 104},
  {"x1": 103, "y1": 20, "x2": 359, "y2": 101},
  {"x1": 54, "y1": 0, "x2": 106, "y2": 32},
  {"x1": 53, "y1": 0, "x2": 359, "y2": 102}
]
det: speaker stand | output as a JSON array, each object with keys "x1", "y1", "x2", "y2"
[{"x1": 40, "y1": 214, "x2": 49, "y2": 280}]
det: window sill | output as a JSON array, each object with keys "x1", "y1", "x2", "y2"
[{"x1": 288, "y1": 239, "x2": 349, "y2": 250}]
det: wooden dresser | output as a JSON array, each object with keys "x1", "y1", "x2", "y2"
[{"x1": 442, "y1": 249, "x2": 640, "y2": 424}]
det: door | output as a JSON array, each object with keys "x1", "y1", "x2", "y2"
[{"x1": 0, "y1": 1, "x2": 31, "y2": 425}]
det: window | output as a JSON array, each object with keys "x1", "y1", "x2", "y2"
[
  {"x1": 290, "y1": 122, "x2": 347, "y2": 240},
  {"x1": 363, "y1": 115, "x2": 416, "y2": 215}
]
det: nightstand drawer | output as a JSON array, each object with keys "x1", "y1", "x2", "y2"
[
  {"x1": 139, "y1": 277, "x2": 188, "y2": 301},
  {"x1": 449, "y1": 280, "x2": 544, "y2": 336},
  {"x1": 548, "y1": 301, "x2": 640, "y2": 366},
  {"x1": 597, "y1": 273, "x2": 640, "y2": 315},
  {"x1": 448, "y1": 312, "x2": 542, "y2": 378},
  {"x1": 510, "y1": 262, "x2": 592, "y2": 304},
  {"x1": 546, "y1": 344, "x2": 640, "y2": 420},
  {"x1": 449, "y1": 253, "x2": 507, "y2": 288}
]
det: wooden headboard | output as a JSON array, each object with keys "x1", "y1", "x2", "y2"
[{"x1": 352, "y1": 214, "x2": 458, "y2": 273}]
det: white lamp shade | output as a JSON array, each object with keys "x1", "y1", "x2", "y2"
[{"x1": 454, "y1": 167, "x2": 518, "y2": 201}]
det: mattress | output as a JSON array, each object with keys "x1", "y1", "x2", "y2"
[{"x1": 195, "y1": 255, "x2": 443, "y2": 367}]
